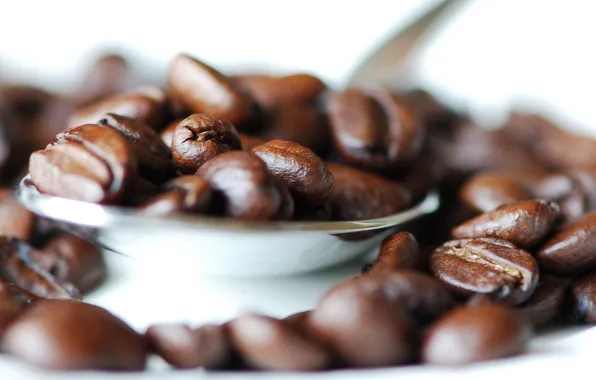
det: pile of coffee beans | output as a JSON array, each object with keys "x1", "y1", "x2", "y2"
[{"x1": 0, "y1": 50, "x2": 594, "y2": 372}]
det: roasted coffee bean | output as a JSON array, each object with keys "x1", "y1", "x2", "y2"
[
  {"x1": 399, "y1": 147, "x2": 445, "y2": 202},
  {"x1": 227, "y1": 313, "x2": 330, "y2": 371},
  {"x1": 168, "y1": 54, "x2": 258, "y2": 127},
  {"x1": 68, "y1": 86, "x2": 168, "y2": 130},
  {"x1": 233, "y1": 74, "x2": 326, "y2": 109},
  {"x1": 517, "y1": 275, "x2": 567, "y2": 326},
  {"x1": 99, "y1": 113, "x2": 174, "y2": 182},
  {"x1": 0, "y1": 238, "x2": 81, "y2": 300},
  {"x1": 369, "y1": 232, "x2": 421, "y2": 274},
  {"x1": 77, "y1": 54, "x2": 129, "y2": 104},
  {"x1": 566, "y1": 273, "x2": 596, "y2": 323},
  {"x1": 274, "y1": 178, "x2": 295, "y2": 220},
  {"x1": 452, "y1": 200, "x2": 560, "y2": 249},
  {"x1": 2, "y1": 300, "x2": 147, "y2": 370},
  {"x1": 292, "y1": 200, "x2": 332, "y2": 222},
  {"x1": 171, "y1": 113, "x2": 242, "y2": 174},
  {"x1": 146, "y1": 323, "x2": 231, "y2": 370},
  {"x1": 197, "y1": 151, "x2": 281, "y2": 220},
  {"x1": 252, "y1": 140, "x2": 333, "y2": 204},
  {"x1": 423, "y1": 303, "x2": 531, "y2": 365},
  {"x1": 537, "y1": 211, "x2": 596, "y2": 274},
  {"x1": 326, "y1": 162, "x2": 411, "y2": 221},
  {"x1": 0, "y1": 188, "x2": 35, "y2": 240},
  {"x1": 33, "y1": 234, "x2": 107, "y2": 293},
  {"x1": 326, "y1": 89, "x2": 424, "y2": 170},
  {"x1": 139, "y1": 175, "x2": 211, "y2": 216},
  {"x1": 431, "y1": 238, "x2": 539, "y2": 305},
  {"x1": 459, "y1": 172, "x2": 532, "y2": 213},
  {"x1": 402, "y1": 88, "x2": 460, "y2": 133}
]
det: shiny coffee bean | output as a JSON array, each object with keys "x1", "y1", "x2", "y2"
[
  {"x1": 566, "y1": 273, "x2": 596, "y2": 323},
  {"x1": 167, "y1": 54, "x2": 258, "y2": 127},
  {"x1": 537, "y1": 211, "x2": 596, "y2": 274},
  {"x1": 99, "y1": 113, "x2": 174, "y2": 183},
  {"x1": 252, "y1": 140, "x2": 333, "y2": 204},
  {"x1": 431, "y1": 238, "x2": 539, "y2": 305},
  {"x1": 517, "y1": 275, "x2": 567, "y2": 326},
  {"x1": 197, "y1": 151, "x2": 281, "y2": 220},
  {"x1": 160, "y1": 119, "x2": 180, "y2": 148},
  {"x1": 171, "y1": 113, "x2": 242, "y2": 174},
  {"x1": 139, "y1": 175, "x2": 212, "y2": 216},
  {"x1": 423, "y1": 303, "x2": 531, "y2": 365},
  {"x1": 459, "y1": 172, "x2": 532, "y2": 213},
  {"x1": 369, "y1": 232, "x2": 421, "y2": 274},
  {"x1": 69, "y1": 86, "x2": 168, "y2": 130},
  {"x1": 452, "y1": 200, "x2": 560, "y2": 249},
  {"x1": 326, "y1": 162, "x2": 411, "y2": 221},
  {"x1": 35, "y1": 234, "x2": 107, "y2": 293},
  {"x1": 0, "y1": 188, "x2": 35, "y2": 240},
  {"x1": 227, "y1": 313, "x2": 330, "y2": 371},
  {"x1": 233, "y1": 73, "x2": 326, "y2": 109},
  {"x1": 2, "y1": 300, "x2": 147, "y2": 370},
  {"x1": 326, "y1": 89, "x2": 424, "y2": 170},
  {"x1": 146, "y1": 323, "x2": 231, "y2": 369},
  {"x1": 77, "y1": 53, "x2": 129, "y2": 104}
]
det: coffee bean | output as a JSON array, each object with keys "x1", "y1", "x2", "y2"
[
  {"x1": 239, "y1": 133, "x2": 265, "y2": 150},
  {"x1": 2, "y1": 300, "x2": 147, "y2": 370},
  {"x1": 401, "y1": 88, "x2": 460, "y2": 133},
  {"x1": 326, "y1": 89, "x2": 424, "y2": 170},
  {"x1": 431, "y1": 238, "x2": 539, "y2": 305},
  {"x1": 233, "y1": 74, "x2": 326, "y2": 109},
  {"x1": 227, "y1": 313, "x2": 330, "y2": 371},
  {"x1": 146, "y1": 323, "x2": 231, "y2": 369},
  {"x1": 517, "y1": 275, "x2": 567, "y2": 326},
  {"x1": 160, "y1": 119, "x2": 180, "y2": 148},
  {"x1": 423, "y1": 303, "x2": 531, "y2": 365},
  {"x1": 167, "y1": 54, "x2": 258, "y2": 127},
  {"x1": 0, "y1": 188, "x2": 35, "y2": 240},
  {"x1": 536, "y1": 211, "x2": 596, "y2": 274},
  {"x1": 139, "y1": 175, "x2": 211, "y2": 216},
  {"x1": 252, "y1": 140, "x2": 333, "y2": 204},
  {"x1": 77, "y1": 54, "x2": 129, "y2": 104},
  {"x1": 171, "y1": 113, "x2": 241, "y2": 174},
  {"x1": 369, "y1": 232, "x2": 421, "y2": 274},
  {"x1": 274, "y1": 178, "x2": 295, "y2": 220},
  {"x1": 326, "y1": 162, "x2": 411, "y2": 221},
  {"x1": 197, "y1": 151, "x2": 281, "y2": 220},
  {"x1": 452, "y1": 200, "x2": 560, "y2": 249},
  {"x1": 99, "y1": 113, "x2": 174, "y2": 183},
  {"x1": 459, "y1": 172, "x2": 532, "y2": 213},
  {"x1": 566, "y1": 273, "x2": 596, "y2": 323}
]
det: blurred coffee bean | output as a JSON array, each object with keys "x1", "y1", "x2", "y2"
[
  {"x1": 423, "y1": 303, "x2": 531, "y2": 365},
  {"x1": 146, "y1": 323, "x2": 231, "y2": 370},
  {"x1": 167, "y1": 54, "x2": 259, "y2": 129},
  {"x1": 503, "y1": 111, "x2": 560, "y2": 148},
  {"x1": 566, "y1": 273, "x2": 596, "y2": 323},
  {"x1": 399, "y1": 146, "x2": 445, "y2": 202},
  {"x1": 537, "y1": 211, "x2": 596, "y2": 274},
  {"x1": 567, "y1": 168, "x2": 596, "y2": 211},
  {"x1": 77, "y1": 54, "x2": 129, "y2": 104},
  {"x1": 228, "y1": 313, "x2": 330, "y2": 371},
  {"x1": 139, "y1": 175, "x2": 211, "y2": 216},
  {"x1": 252, "y1": 140, "x2": 333, "y2": 204},
  {"x1": 171, "y1": 113, "x2": 241, "y2": 174},
  {"x1": 431, "y1": 238, "x2": 538, "y2": 305},
  {"x1": 0, "y1": 188, "x2": 35, "y2": 240},
  {"x1": 452, "y1": 200, "x2": 560, "y2": 249},
  {"x1": 517, "y1": 275, "x2": 567, "y2": 326},
  {"x1": 401, "y1": 88, "x2": 460, "y2": 134},
  {"x1": 369, "y1": 232, "x2": 421, "y2": 274},
  {"x1": 326, "y1": 162, "x2": 411, "y2": 221},
  {"x1": 326, "y1": 89, "x2": 424, "y2": 171},
  {"x1": 197, "y1": 151, "x2": 281, "y2": 220},
  {"x1": 160, "y1": 119, "x2": 180, "y2": 148},
  {"x1": 2, "y1": 300, "x2": 147, "y2": 370},
  {"x1": 459, "y1": 172, "x2": 533, "y2": 213},
  {"x1": 239, "y1": 133, "x2": 265, "y2": 150}
]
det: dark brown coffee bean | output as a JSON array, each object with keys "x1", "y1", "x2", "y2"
[
  {"x1": 171, "y1": 113, "x2": 241, "y2": 174},
  {"x1": 167, "y1": 54, "x2": 258, "y2": 127},
  {"x1": 34, "y1": 234, "x2": 107, "y2": 293},
  {"x1": 77, "y1": 54, "x2": 129, "y2": 104},
  {"x1": 233, "y1": 74, "x2": 326, "y2": 109},
  {"x1": 197, "y1": 151, "x2": 281, "y2": 220},
  {"x1": 326, "y1": 162, "x2": 411, "y2": 221},
  {"x1": 228, "y1": 313, "x2": 330, "y2": 371},
  {"x1": 369, "y1": 232, "x2": 421, "y2": 274},
  {"x1": 160, "y1": 119, "x2": 180, "y2": 148},
  {"x1": 2, "y1": 299, "x2": 147, "y2": 370},
  {"x1": 517, "y1": 275, "x2": 567, "y2": 326},
  {"x1": 239, "y1": 133, "x2": 265, "y2": 151},
  {"x1": 138, "y1": 175, "x2": 212, "y2": 216},
  {"x1": 460, "y1": 172, "x2": 533, "y2": 213},
  {"x1": 292, "y1": 200, "x2": 332, "y2": 221},
  {"x1": 423, "y1": 303, "x2": 531, "y2": 365},
  {"x1": 274, "y1": 178, "x2": 295, "y2": 220},
  {"x1": 146, "y1": 323, "x2": 231, "y2": 369},
  {"x1": 99, "y1": 113, "x2": 174, "y2": 183},
  {"x1": 252, "y1": 140, "x2": 333, "y2": 204},
  {"x1": 536, "y1": 211, "x2": 596, "y2": 274},
  {"x1": 399, "y1": 146, "x2": 445, "y2": 202},
  {"x1": 0, "y1": 238, "x2": 81, "y2": 300},
  {"x1": 452, "y1": 200, "x2": 560, "y2": 249},
  {"x1": 566, "y1": 273, "x2": 596, "y2": 323},
  {"x1": 0, "y1": 188, "x2": 35, "y2": 240},
  {"x1": 431, "y1": 238, "x2": 539, "y2": 305},
  {"x1": 69, "y1": 86, "x2": 168, "y2": 130},
  {"x1": 401, "y1": 88, "x2": 460, "y2": 133},
  {"x1": 326, "y1": 89, "x2": 424, "y2": 170}
]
